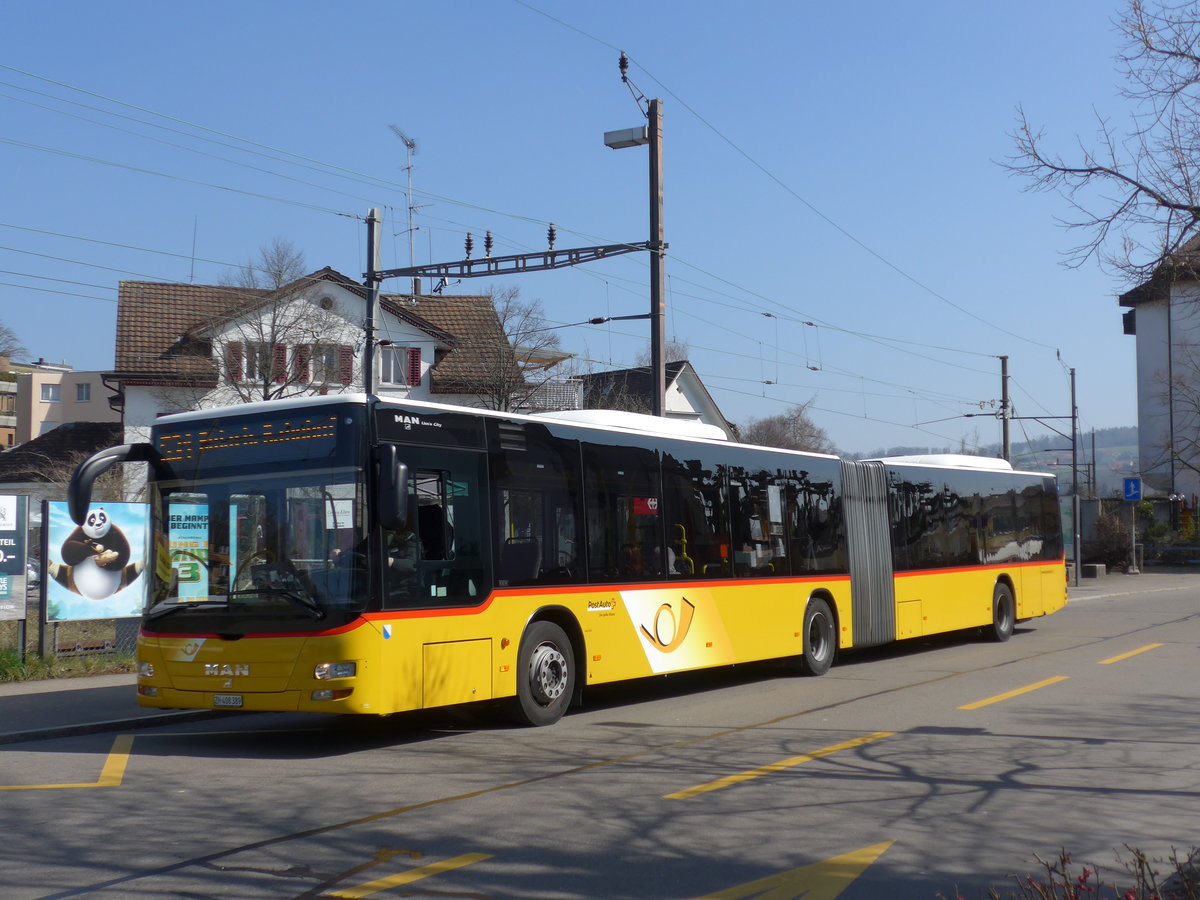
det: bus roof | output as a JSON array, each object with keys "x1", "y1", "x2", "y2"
[
  {"x1": 868, "y1": 453, "x2": 1053, "y2": 478},
  {"x1": 531, "y1": 408, "x2": 730, "y2": 441}
]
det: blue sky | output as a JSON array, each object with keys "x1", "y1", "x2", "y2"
[{"x1": 0, "y1": 0, "x2": 1137, "y2": 454}]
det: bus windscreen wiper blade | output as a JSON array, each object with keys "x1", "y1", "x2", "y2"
[
  {"x1": 145, "y1": 600, "x2": 227, "y2": 621},
  {"x1": 229, "y1": 588, "x2": 325, "y2": 620}
]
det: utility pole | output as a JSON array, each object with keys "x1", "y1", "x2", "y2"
[
  {"x1": 364, "y1": 208, "x2": 382, "y2": 394},
  {"x1": 1000, "y1": 355, "x2": 1011, "y2": 462},
  {"x1": 1071, "y1": 367, "x2": 1080, "y2": 586},
  {"x1": 647, "y1": 98, "x2": 666, "y2": 417}
]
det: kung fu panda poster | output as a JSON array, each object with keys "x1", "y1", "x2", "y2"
[{"x1": 46, "y1": 501, "x2": 148, "y2": 621}]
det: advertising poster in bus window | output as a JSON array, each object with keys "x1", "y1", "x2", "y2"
[
  {"x1": 168, "y1": 501, "x2": 209, "y2": 599},
  {"x1": 0, "y1": 495, "x2": 28, "y2": 621},
  {"x1": 46, "y1": 501, "x2": 148, "y2": 621}
]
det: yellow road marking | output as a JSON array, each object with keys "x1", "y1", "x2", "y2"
[
  {"x1": 958, "y1": 676, "x2": 1069, "y2": 710},
  {"x1": 324, "y1": 852, "x2": 491, "y2": 898},
  {"x1": 0, "y1": 734, "x2": 134, "y2": 791},
  {"x1": 693, "y1": 840, "x2": 895, "y2": 900},
  {"x1": 664, "y1": 731, "x2": 894, "y2": 800},
  {"x1": 1099, "y1": 643, "x2": 1163, "y2": 665}
]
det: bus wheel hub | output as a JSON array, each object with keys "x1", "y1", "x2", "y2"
[{"x1": 529, "y1": 642, "x2": 567, "y2": 704}]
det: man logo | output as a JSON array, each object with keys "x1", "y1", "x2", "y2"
[
  {"x1": 204, "y1": 663, "x2": 250, "y2": 677},
  {"x1": 640, "y1": 597, "x2": 696, "y2": 653}
]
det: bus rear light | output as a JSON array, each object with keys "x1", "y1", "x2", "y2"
[
  {"x1": 138, "y1": 685, "x2": 158, "y2": 697},
  {"x1": 311, "y1": 688, "x2": 353, "y2": 701},
  {"x1": 138, "y1": 661, "x2": 155, "y2": 678},
  {"x1": 314, "y1": 662, "x2": 356, "y2": 680}
]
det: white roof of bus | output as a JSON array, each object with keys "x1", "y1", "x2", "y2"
[
  {"x1": 868, "y1": 453, "x2": 1053, "y2": 477},
  {"x1": 532, "y1": 408, "x2": 729, "y2": 441},
  {"x1": 871, "y1": 454, "x2": 1014, "y2": 471}
]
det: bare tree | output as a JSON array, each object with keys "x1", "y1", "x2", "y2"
[
  {"x1": 634, "y1": 337, "x2": 691, "y2": 368},
  {"x1": 455, "y1": 286, "x2": 569, "y2": 412},
  {"x1": 220, "y1": 237, "x2": 307, "y2": 291},
  {"x1": 214, "y1": 289, "x2": 357, "y2": 403},
  {"x1": 741, "y1": 400, "x2": 836, "y2": 454},
  {"x1": 150, "y1": 274, "x2": 356, "y2": 411},
  {"x1": 0, "y1": 318, "x2": 26, "y2": 360},
  {"x1": 1009, "y1": 0, "x2": 1200, "y2": 282}
]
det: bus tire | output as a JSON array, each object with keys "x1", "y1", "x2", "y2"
[
  {"x1": 988, "y1": 583, "x2": 1015, "y2": 642},
  {"x1": 798, "y1": 597, "x2": 836, "y2": 676},
  {"x1": 513, "y1": 621, "x2": 574, "y2": 726}
]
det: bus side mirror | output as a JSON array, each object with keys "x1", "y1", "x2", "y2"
[
  {"x1": 68, "y1": 443, "x2": 162, "y2": 525},
  {"x1": 377, "y1": 444, "x2": 410, "y2": 530}
]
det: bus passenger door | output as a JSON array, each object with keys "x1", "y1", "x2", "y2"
[{"x1": 382, "y1": 451, "x2": 487, "y2": 609}]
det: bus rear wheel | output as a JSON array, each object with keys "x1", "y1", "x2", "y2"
[
  {"x1": 798, "y1": 597, "x2": 836, "y2": 676},
  {"x1": 513, "y1": 621, "x2": 574, "y2": 726},
  {"x1": 988, "y1": 583, "x2": 1015, "y2": 642}
]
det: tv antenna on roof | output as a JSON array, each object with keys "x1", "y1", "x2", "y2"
[{"x1": 389, "y1": 125, "x2": 422, "y2": 296}]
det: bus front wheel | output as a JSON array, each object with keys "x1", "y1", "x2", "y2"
[
  {"x1": 513, "y1": 621, "x2": 575, "y2": 726},
  {"x1": 798, "y1": 597, "x2": 836, "y2": 676},
  {"x1": 988, "y1": 583, "x2": 1015, "y2": 642}
]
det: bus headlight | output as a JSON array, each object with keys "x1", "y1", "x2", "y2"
[
  {"x1": 138, "y1": 661, "x2": 155, "y2": 678},
  {"x1": 314, "y1": 662, "x2": 356, "y2": 680}
]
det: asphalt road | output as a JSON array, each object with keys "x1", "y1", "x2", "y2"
[{"x1": 1, "y1": 572, "x2": 1197, "y2": 900}]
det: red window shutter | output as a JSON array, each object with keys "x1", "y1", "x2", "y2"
[
  {"x1": 339, "y1": 345, "x2": 353, "y2": 385},
  {"x1": 273, "y1": 344, "x2": 287, "y2": 383},
  {"x1": 294, "y1": 344, "x2": 311, "y2": 382},
  {"x1": 226, "y1": 341, "x2": 243, "y2": 382},
  {"x1": 407, "y1": 347, "x2": 422, "y2": 387}
]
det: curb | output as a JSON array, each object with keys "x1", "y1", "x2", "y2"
[{"x1": 0, "y1": 709, "x2": 232, "y2": 746}]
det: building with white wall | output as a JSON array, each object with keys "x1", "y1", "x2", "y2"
[{"x1": 1120, "y1": 253, "x2": 1200, "y2": 499}]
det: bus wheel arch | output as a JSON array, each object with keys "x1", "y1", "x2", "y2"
[
  {"x1": 796, "y1": 592, "x2": 838, "y2": 676},
  {"x1": 988, "y1": 578, "x2": 1016, "y2": 642},
  {"x1": 511, "y1": 609, "x2": 583, "y2": 726}
]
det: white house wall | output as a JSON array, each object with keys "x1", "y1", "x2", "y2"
[
  {"x1": 1136, "y1": 294, "x2": 1171, "y2": 492},
  {"x1": 1170, "y1": 284, "x2": 1200, "y2": 498}
]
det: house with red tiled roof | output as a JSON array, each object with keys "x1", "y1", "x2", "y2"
[{"x1": 109, "y1": 267, "x2": 532, "y2": 447}]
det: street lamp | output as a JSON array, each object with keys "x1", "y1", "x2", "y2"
[{"x1": 604, "y1": 99, "x2": 666, "y2": 417}]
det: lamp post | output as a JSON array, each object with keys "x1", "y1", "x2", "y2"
[{"x1": 604, "y1": 98, "x2": 666, "y2": 417}]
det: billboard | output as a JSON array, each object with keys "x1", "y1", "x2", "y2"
[
  {"x1": 0, "y1": 495, "x2": 28, "y2": 621},
  {"x1": 45, "y1": 501, "x2": 148, "y2": 621}
]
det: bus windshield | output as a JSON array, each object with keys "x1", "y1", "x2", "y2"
[{"x1": 146, "y1": 465, "x2": 368, "y2": 631}]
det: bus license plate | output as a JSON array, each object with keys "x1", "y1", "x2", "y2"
[{"x1": 213, "y1": 694, "x2": 243, "y2": 708}]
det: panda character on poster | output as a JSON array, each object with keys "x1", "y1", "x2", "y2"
[{"x1": 50, "y1": 507, "x2": 143, "y2": 600}]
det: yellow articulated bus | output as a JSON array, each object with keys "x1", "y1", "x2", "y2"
[{"x1": 68, "y1": 394, "x2": 1066, "y2": 726}]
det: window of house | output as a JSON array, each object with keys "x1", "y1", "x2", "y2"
[
  {"x1": 244, "y1": 343, "x2": 274, "y2": 382},
  {"x1": 76, "y1": 382, "x2": 91, "y2": 402},
  {"x1": 380, "y1": 346, "x2": 422, "y2": 387},
  {"x1": 41, "y1": 383, "x2": 61, "y2": 402},
  {"x1": 312, "y1": 345, "x2": 341, "y2": 384}
]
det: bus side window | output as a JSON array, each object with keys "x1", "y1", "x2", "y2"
[
  {"x1": 661, "y1": 450, "x2": 730, "y2": 579},
  {"x1": 488, "y1": 422, "x2": 585, "y2": 587},
  {"x1": 583, "y1": 441, "x2": 662, "y2": 583}
]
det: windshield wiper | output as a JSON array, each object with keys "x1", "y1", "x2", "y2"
[
  {"x1": 145, "y1": 599, "x2": 228, "y2": 621},
  {"x1": 228, "y1": 587, "x2": 326, "y2": 620}
]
